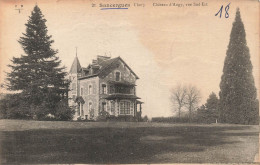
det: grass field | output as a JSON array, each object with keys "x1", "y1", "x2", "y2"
[{"x1": 0, "y1": 120, "x2": 259, "y2": 164}]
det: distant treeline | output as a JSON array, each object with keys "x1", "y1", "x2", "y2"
[{"x1": 151, "y1": 116, "x2": 217, "y2": 124}]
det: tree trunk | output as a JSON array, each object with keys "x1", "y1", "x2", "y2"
[{"x1": 178, "y1": 107, "x2": 181, "y2": 118}]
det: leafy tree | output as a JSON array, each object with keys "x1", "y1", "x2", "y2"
[
  {"x1": 6, "y1": 5, "x2": 70, "y2": 119},
  {"x1": 219, "y1": 9, "x2": 258, "y2": 124}
]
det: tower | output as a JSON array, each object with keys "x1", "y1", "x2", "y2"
[{"x1": 68, "y1": 51, "x2": 81, "y2": 107}]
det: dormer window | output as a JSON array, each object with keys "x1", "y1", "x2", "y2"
[{"x1": 115, "y1": 72, "x2": 121, "y2": 81}]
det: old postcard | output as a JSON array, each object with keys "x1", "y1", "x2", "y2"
[{"x1": 0, "y1": 0, "x2": 259, "y2": 164}]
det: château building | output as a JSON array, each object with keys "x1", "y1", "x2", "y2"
[{"x1": 68, "y1": 55, "x2": 143, "y2": 120}]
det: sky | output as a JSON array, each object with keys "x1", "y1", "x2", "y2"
[{"x1": 0, "y1": 0, "x2": 259, "y2": 118}]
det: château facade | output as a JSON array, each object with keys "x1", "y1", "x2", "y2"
[{"x1": 68, "y1": 55, "x2": 143, "y2": 120}]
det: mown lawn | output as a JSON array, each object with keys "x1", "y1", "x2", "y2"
[{"x1": 0, "y1": 120, "x2": 259, "y2": 164}]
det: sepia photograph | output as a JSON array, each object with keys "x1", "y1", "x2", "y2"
[{"x1": 0, "y1": 0, "x2": 259, "y2": 164}]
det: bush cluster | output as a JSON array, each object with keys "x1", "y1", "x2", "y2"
[
  {"x1": 0, "y1": 94, "x2": 75, "y2": 121},
  {"x1": 152, "y1": 117, "x2": 191, "y2": 123},
  {"x1": 152, "y1": 116, "x2": 218, "y2": 124}
]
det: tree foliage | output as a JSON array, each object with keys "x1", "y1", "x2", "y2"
[
  {"x1": 205, "y1": 92, "x2": 219, "y2": 110},
  {"x1": 197, "y1": 92, "x2": 219, "y2": 123},
  {"x1": 219, "y1": 9, "x2": 258, "y2": 124},
  {"x1": 0, "y1": 94, "x2": 32, "y2": 119},
  {"x1": 5, "y1": 5, "x2": 72, "y2": 120}
]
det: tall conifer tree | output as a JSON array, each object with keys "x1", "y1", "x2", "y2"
[
  {"x1": 7, "y1": 5, "x2": 69, "y2": 117},
  {"x1": 219, "y1": 9, "x2": 258, "y2": 124}
]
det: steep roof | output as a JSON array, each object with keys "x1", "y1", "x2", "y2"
[
  {"x1": 79, "y1": 56, "x2": 139, "y2": 80},
  {"x1": 97, "y1": 57, "x2": 120, "y2": 75},
  {"x1": 98, "y1": 57, "x2": 139, "y2": 79},
  {"x1": 70, "y1": 56, "x2": 81, "y2": 73}
]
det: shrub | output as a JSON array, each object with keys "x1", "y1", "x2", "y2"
[
  {"x1": 96, "y1": 111, "x2": 110, "y2": 121},
  {"x1": 54, "y1": 100, "x2": 75, "y2": 121},
  {"x1": 152, "y1": 117, "x2": 191, "y2": 123},
  {"x1": 196, "y1": 108, "x2": 218, "y2": 124},
  {"x1": 0, "y1": 96, "x2": 8, "y2": 119},
  {"x1": 0, "y1": 94, "x2": 33, "y2": 119},
  {"x1": 0, "y1": 94, "x2": 74, "y2": 121},
  {"x1": 33, "y1": 101, "x2": 52, "y2": 120},
  {"x1": 142, "y1": 115, "x2": 149, "y2": 122},
  {"x1": 106, "y1": 115, "x2": 137, "y2": 122}
]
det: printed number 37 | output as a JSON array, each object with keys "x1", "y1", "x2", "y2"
[{"x1": 215, "y1": 3, "x2": 230, "y2": 18}]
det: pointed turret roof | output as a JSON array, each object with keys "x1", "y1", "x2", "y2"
[{"x1": 70, "y1": 56, "x2": 81, "y2": 73}]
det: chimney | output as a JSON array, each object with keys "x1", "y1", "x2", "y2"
[{"x1": 97, "y1": 55, "x2": 111, "y2": 64}]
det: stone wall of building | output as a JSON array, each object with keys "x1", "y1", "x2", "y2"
[
  {"x1": 104, "y1": 60, "x2": 136, "y2": 83},
  {"x1": 79, "y1": 76, "x2": 99, "y2": 120},
  {"x1": 98, "y1": 60, "x2": 137, "y2": 117},
  {"x1": 68, "y1": 58, "x2": 139, "y2": 120}
]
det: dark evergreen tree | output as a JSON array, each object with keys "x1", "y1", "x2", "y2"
[
  {"x1": 196, "y1": 105, "x2": 207, "y2": 123},
  {"x1": 6, "y1": 5, "x2": 70, "y2": 119},
  {"x1": 197, "y1": 92, "x2": 219, "y2": 123},
  {"x1": 219, "y1": 9, "x2": 258, "y2": 124},
  {"x1": 205, "y1": 92, "x2": 219, "y2": 111}
]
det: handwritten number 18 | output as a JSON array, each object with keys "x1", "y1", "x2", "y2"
[{"x1": 215, "y1": 3, "x2": 230, "y2": 18}]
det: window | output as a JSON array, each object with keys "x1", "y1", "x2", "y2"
[
  {"x1": 81, "y1": 88, "x2": 84, "y2": 96},
  {"x1": 120, "y1": 102, "x2": 124, "y2": 114},
  {"x1": 115, "y1": 86, "x2": 131, "y2": 94},
  {"x1": 101, "y1": 84, "x2": 107, "y2": 94},
  {"x1": 120, "y1": 101, "x2": 131, "y2": 115},
  {"x1": 88, "y1": 85, "x2": 92, "y2": 95},
  {"x1": 110, "y1": 85, "x2": 114, "y2": 94},
  {"x1": 125, "y1": 102, "x2": 130, "y2": 114},
  {"x1": 130, "y1": 103, "x2": 133, "y2": 114},
  {"x1": 115, "y1": 72, "x2": 120, "y2": 81},
  {"x1": 101, "y1": 102, "x2": 106, "y2": 112},
  {"x1": 111, "y1": 101, "x2": 115, "y2": 114}
]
